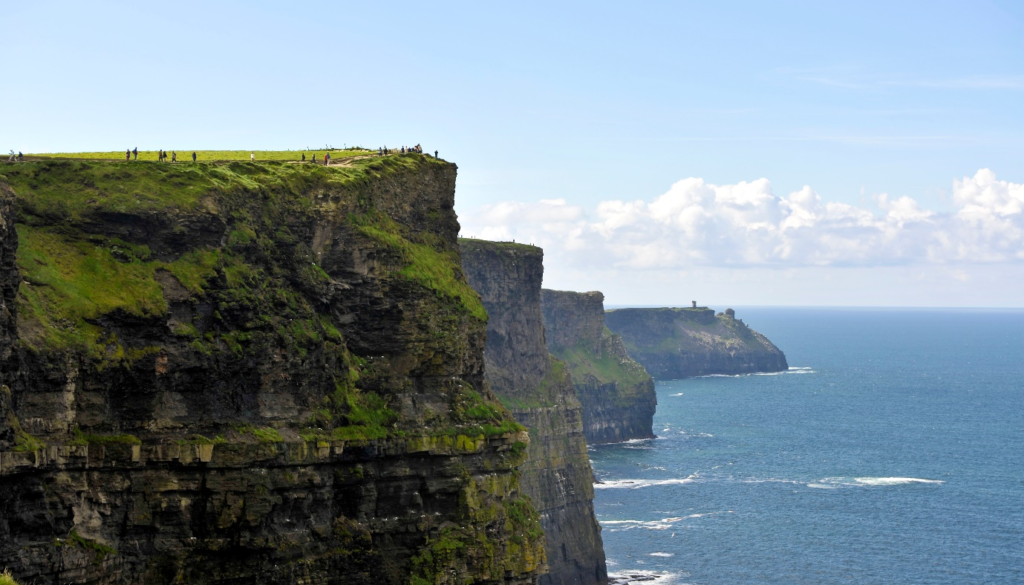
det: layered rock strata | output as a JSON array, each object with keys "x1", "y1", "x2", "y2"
[
  {"x1": 0, "y1": 158, "x2": 545, "y2": 585},
  {"x1": 460, "y1": 240, "x2": 606, "y2": 585},
  {"x1": 540, "y1": 290, "x2": 655, "y2": 445},
  {"x1": 604, "y1": 307, "x2": 788, "y2": 379}
]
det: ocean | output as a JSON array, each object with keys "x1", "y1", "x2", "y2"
[{"x1": 591, "y1": 308, "x2": 1024, "y2": 585}]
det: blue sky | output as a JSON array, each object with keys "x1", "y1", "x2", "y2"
[{"x1": 4, "y1": 1, "x2": 1023, "y2": 306}]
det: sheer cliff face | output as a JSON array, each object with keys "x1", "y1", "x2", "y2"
[
  {"x1": 0, "y1": 181, "x2": 20, "y2": 447},
  {"x1": 540, "y1": 290, "x2": 656, "y2": 445},
  {"x1": 460, "y1": 241, "x2": 607, "y2": 585},
  {"x1": 0, "y1": 160, "x2": 545, "y2": 585},
  {"x1": 604, "y1": 307, "x2": 788, "y2": 379}
]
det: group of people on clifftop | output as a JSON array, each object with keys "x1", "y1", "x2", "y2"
[
  {"x1": 6, "y1": 147, "x2": 442, "y2": 165},
  {"x1": 124, "y1": 148, "x2": 197, "y2": 163},
  {"x1": 376, "y1": 144, "x2": 438, "y2": 159}
]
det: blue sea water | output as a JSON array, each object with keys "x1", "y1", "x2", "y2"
[{"x1": 591, "y1": 308, "x2": 1024, "y2": 585}]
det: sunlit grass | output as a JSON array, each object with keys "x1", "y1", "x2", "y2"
[{"x1": 27, "y1": 149, "x2": 375, "y2": 162}]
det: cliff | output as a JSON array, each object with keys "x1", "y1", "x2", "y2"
[
  {"x1": 0, "y1": 157, "x2": 546, "y2": 585},
  {"x1": 460, "y1": 241, "x2": 606, "y2": 585},
  {"x1": 539, "y1": 290, "x2": 655, "y2": 445},
  {"x1": 604, "y1": 307, "x2": 788, "y2": 379}
]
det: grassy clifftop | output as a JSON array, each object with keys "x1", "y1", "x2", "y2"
[
  {"x1": 3, "y1": 155, "x2": 485, "y2": 360},
  {"x1": 26, "y1": 148, "x2": 374, "y2": 162}
]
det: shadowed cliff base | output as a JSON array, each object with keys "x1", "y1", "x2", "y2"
[
  {"x1": 604, "y1": 307, "x2": 788, "y2": 379},
  {"x1": 540, "y1": 290, "x2": 656, "y2": 445},
  {"x1": 460, "y1": 239, "x2": 608, "y2": 585},
  {"x1": 0, "y1": 157, "x2": 546, "y2": 585}
]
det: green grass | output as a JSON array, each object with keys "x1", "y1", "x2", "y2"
[
  {"x1": 357, "y1": 215, "x2": 488, "y2": 321},
  {"x1": 13, "y1": 430, "x2": 45, "y2": 453},
  {"x1": 557, "y1": 340, "x2": 651, "y2": 390},
  {"x1": 458, "y1": 237, "x2": 540, "y2": 254},
  {"x1": 26, "y1": 148, "x2": 374, "y2": 162},
  {"x1": 232, "y1": 424, "x2": 285, "y2": 444},
  {"x1": 0, "y1": 569, "x2": 19, "y2": 585},
  {"x1": 4, "y1": 154, "x2": 443, "y2": 223},
  {"x1": 62, "y1": 530, "x2": 116, "y2": 563},
  {"x1": 68, "y1": 428, "x2": 142, "y2": 446},
  {"x1": 16, "y1": 225, "x2": 168, "y2": 356}
]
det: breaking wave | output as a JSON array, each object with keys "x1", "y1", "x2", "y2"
[
  {"x1": 595, "y1": 476, "x2": 697, "y2": 490},
  {"x1": 808, "y1": 476, "x2": 945, "y2": 488},
  {"x1": 607, "y1": 569, "x2": 682, "y2": 585}
]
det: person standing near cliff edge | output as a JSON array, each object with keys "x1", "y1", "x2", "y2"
[
  {"x1": 192, "y1": 152, "x2": 197, "y2": 162},
  {"x1": 250, "y1": 151, "x2": 255, "y2": 163},
  {"x1": 132, "y1": 147, "x2": 138, "y2": 161},
  {"x1": 325, "y1": 151, "x2": 331, "y2": 166},
  {"x1": 435, "y1": 150, "x2": 438, "y2": 159},
  {"x1": 126, "y1": 149, "x2": 131, "y2": 162}
]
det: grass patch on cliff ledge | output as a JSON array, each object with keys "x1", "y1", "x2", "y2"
[
  {"x1": 556, "y1": 337, "x2": 651, "y2": 391},
  {"x1": 356, "y1": 214, "x2": 487, "y2": 321},
  {"x1": 0, "y1": 569, "x2": 21, "y2": 585},
  {"x1": 16, "y1": 225, "x2": 168, "y2": 356}
]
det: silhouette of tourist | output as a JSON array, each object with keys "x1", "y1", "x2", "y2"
[
  {"x1": 302, "y1": 153, "x2": 306, "y2": 162},
  {"x1": 192, "y1": 152, "x2": 197, "y2": 162},
  {"x1": 171, "y1": 151, "x2": 177, "y2": 163},
  {"x1": 133, "y1": 147, "x2": 138, "y2": 161},
  {"x1": 126, "y1": 149, "x2": 131, "y2": 162},
  {"x1": 325, "y1": 152, "x2": 331, "y2": 166},
  {"x1": 434, "y1": 150, "x2": 438, "y2": 159},
  {"x1": 250, "y1": 152, "x2": 255, "y2": 162}
]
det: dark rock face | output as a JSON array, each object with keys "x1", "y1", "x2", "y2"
[
  {"x1": 0, "y1": 159, "x2": 545, "y2": 584},
  {"x1": 540, "y1": 290, "x2": 655, "y2": 445},
  {"x1": 461, "y1": 241, "x2": 607, "y2": 585},
  {"x1": 604, "y1": 307, "x2": 788, "y2": 379},
  {"x1": 0, "y1": 179, "x2": 20, "y2": 449}
]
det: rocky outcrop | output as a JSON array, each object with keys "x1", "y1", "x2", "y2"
[
  {"x1": 0, "y1": 158, "x2": 545, "y2": 584},
  {"x1": 604, "y1": 307, "x2": 788, "y2": 379},
  {"x1": 460, "y1": 241, "x2": 606, "y2": 585},
  {"x1": 540, "y1": 290, "x2": 655, "y2": 445}
]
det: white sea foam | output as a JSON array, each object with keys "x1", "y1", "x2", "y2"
[
  {"x1": 601, "y1": 519, "x2": 676, "y2": 530},
  {"x1": 649, "y1": 552, "x2": 675, "y2": 557},
  {"x1": 809, "y1": 476, "x2": 945, "y2": 488},
  {"x1": 697, "y1": 367, "x2": 814, "y2": 378},
  {"x1": 854, "y1": 477, "x2": 945, "y2": 486},
  {"x1": 622, "y1": 438, "x2": 651, "y2": 444},
  {"x1": 594, "y1": 476, "x2": 697, "y2": 490},
  {"x1": 670, "y1": 392, "x2": 684, "y2": 396},
  {"x1": 607, "y1": 569, "x2": 682, "y2": 585}
]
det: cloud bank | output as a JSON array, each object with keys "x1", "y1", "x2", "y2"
[{"x1": 459, "y1": 169, "x2": 1023, "y2": 270}]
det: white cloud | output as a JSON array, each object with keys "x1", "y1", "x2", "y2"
[{"x1": 459, "y1": 169, "x2": 1024, "y2": 270}]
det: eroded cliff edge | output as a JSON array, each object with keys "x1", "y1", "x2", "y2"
[
  {"x1": 0, "y1": 158, "x2": 545, "y2": 585},
  {"x1": 604, "y1": 307, "x2": 788, "y2": 379},
  {"x1": 460, "y1": 241, "x2": 606, "y2": 585},
  {"x1": 540, "y1": 290, "x2": 655, "y2": 445}
]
